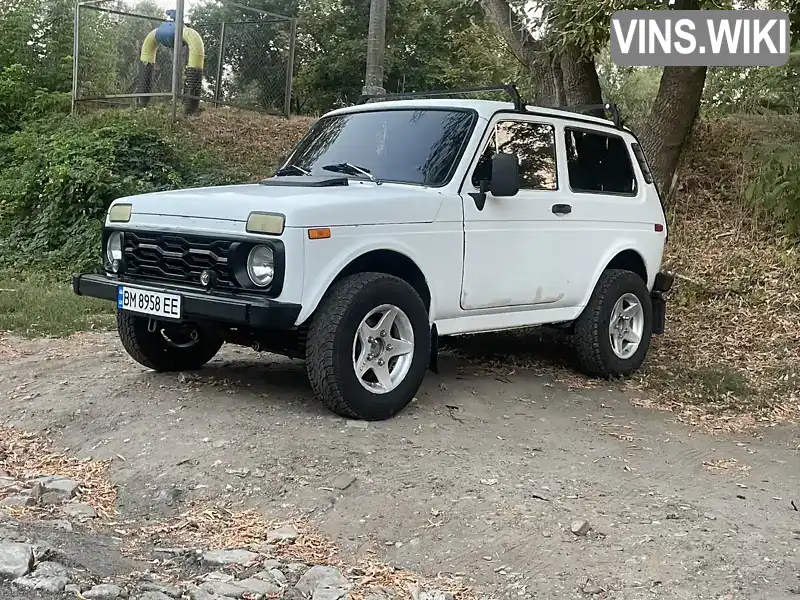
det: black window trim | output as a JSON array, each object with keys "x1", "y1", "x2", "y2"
[
  {"x1": 466, "y1": 116, "x2": 560, "y2": 193},
  {"x1": 283, "y1": 106, "x2": 479, "y2": 189},
  {"x1": 562, "y1": 125, "x2": 639, "y2": 198}
]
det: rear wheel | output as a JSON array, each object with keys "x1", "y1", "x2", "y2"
[
  {"x1": 116, "y1": 311, "x2": 223, "y2": 372},
  {"x1": 573, "y1": 269, "x2": 653, "y2": 378},
  {"x1": 305, "y1": 273, "x2": 430, "y2": 421}
]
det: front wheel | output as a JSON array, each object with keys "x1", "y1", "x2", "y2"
[
  {"x1": 116, "y1": 311, "x2": 223, "y2": 372},
  {"x1": 572, "y1": 269, "x2": 653, "y2": 378},
  {"x1": 305, "y1": 273, "x2": 430, "y2": 421}
]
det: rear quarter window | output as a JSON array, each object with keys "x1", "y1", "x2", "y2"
[{"x1": 564, "y1": 128, "x2": 637, "y2": 196}]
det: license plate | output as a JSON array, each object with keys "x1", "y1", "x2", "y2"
[{"x1": 117, "y1": 285, "x2": 182, "y2": 320}]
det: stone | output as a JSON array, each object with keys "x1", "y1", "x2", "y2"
[
  {"x1": 257, "y1": 543, "x2": 278, "y2": 554},
  {"x1": 186, "y1": 585, "x2": 217, "y2": 600},
  {"x1": 12, "y1": 561, "x2": 70, "y2": 593},
  {"x1": 0, "y1": 495, "x2": 35, "y2": 508},
  {"x1": 267, "y1": 525, "x2": 300, "y2": 544},
  {"x1": 65, "y1": 584, "x2": 81, "y2": 594},
  {"x1": 202, "y1": 549, "x2": 259, "y2": 566},
  {"x1": 63, "y1": 502, "x2": 97, "y2": 519},
  {"x1": 295, "y1": 565, "x2": 351, "y2": 597},
  {"x1": 0, "y1": 542, "x2": 34, "y2": 579},
  {"x1": 40, "y1": 491, "x2": 69, "y2": 505},
  {"x1": 199, "y1": 580, "x2": 246, "y2": 597},
  {"x1": 312, "y1": 587, "x2": 347, "y2": 600},
  {"x1": 269, "y1": 569, "x2": 287, "y2": 585},
  {"x1": 138, "y1": 593, "x2": 173, "y2": 600},
  {"x1": 201, "y1": 571, "x2": 235, "y2": 583},
  {"x1": 43, "y1": 519, "x2": 74, "y2": 532},
  {"x1": 240, "y1": 576, "x2": 283, "y2": 596},
  {"x1": 261, "y1": 559, "x2": 283, "y2": 570},
  {"x1": 83, "y1": 583, "x2": 123, "y2": 599},
  {"x1": 571, "y1": 520, "x2": 592, "y2": 536},
  {"x1": 582, "y1": 582, "x2": 602, "y2": 595},
  {"x1": 331, "y1": 473, "x2": 356, "y2": 491},
  {"x1": 139, "y1": 582, "x2": 183, "y2": 598},
  {"x1": 42, "y1": 478, "x2": 80, "y2": 500},
  {"x1": 345, "y1": 420, "x2": 368, "y2": 429}
]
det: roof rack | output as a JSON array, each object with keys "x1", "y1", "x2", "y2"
[
  {"x1": 357, "y1": 84, "x2": 525, "y2": 112},
  {"x1": 554, "y1": 103, "x2": 623, "y2": 130},
  {"x1": 356, "y1": 83, "x2": 625, "y2": 131}
]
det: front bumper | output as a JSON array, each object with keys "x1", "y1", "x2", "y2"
[
  {"x1": 72, "y1": 273, "x2": 301, "y2": 330},
  {"x1": 650, "y1": 271, "x2": 674, "y2": 335}
]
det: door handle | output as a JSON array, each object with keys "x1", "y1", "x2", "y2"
[{"x1": 552, "y1": 203, "x2": 572, "y2": 215}]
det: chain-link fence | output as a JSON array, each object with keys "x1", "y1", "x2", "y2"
[{"x1": 72, "y1": 0, "x2": 296, "y2": 117}]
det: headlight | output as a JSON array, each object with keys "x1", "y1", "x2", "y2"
[
  {"x1": 247, "y1": 245, "x2": 275, "y2": 287},
  {"x1": 106, "y1": 231, "x2": 123, "y2": 271}
]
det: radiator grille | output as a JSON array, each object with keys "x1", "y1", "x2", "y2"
[{"x1": 122, "y1": 231, "x2": 237, "y2": 289}]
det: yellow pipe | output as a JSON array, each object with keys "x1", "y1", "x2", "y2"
[
  {"x1": 183, "y1": 27, "x2": 205, "y2": 70},
  {"x1": 140, "y1": 29, "x2": 158, "y2": 64},
  {"x1": 139, "y1": 26, "x2": 204, "y2": 70}
]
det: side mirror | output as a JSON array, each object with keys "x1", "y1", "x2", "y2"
[
  {"x1": 469, "y1": 152, "x2": 520, "y2": 211},
  {"x1": 489, "y1": 152, "x2": 520, "y2": 197}
]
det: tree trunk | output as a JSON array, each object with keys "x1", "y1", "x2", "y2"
[
  {"x1": 639, "y1": 65, "x2": 707, "y2": 199},
  {"x1": 362, "y1": 0, "x2": 388, "y2": 95},
  {"x1": 559, "y1": 45, "x2": 602, "y2": 107},
  {"x1": 480, "y1": 0, "x2": 558, "y2": 106}
]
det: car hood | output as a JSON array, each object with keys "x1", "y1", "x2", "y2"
[{"x1": 112, "y1": 181, "x2": 445, "y2": 227}]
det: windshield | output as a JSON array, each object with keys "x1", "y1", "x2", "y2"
[{"x1": 283, "y1": 108, "x2": 477, "y2": 187}]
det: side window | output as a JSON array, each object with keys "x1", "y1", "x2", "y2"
[
  {"x1": 564, "y1": 128, "x2": 636, "y2": 195},
  {"x1": 471, "y1": 121, "x2": 558, "y2": 191}
]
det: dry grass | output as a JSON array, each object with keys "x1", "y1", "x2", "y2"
[
  {"x1": 629, "y1": 117, "x2": 800, "y2": 431},
  {"x1": 181, "y1": 106, "x2": 316, "y2": 179},
  {"x1": 0, "y1": 424, "x2": 469, "y2": 597},
  {"x1": 129, "y1": 506, "x2": 472, "y2": 597},
  {"x1": 0, "y1": 425, "x2": 117, "y2": 519}
]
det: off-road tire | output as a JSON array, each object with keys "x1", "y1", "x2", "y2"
[
  {"x1": 116, "y1": 311, "x2": 223, "y2": 372},
  {"x1": 305, "y1": 272, "x2": 430, "y2": 421},
  {"x1": 573, "y1": 269, "x2": 653, "y2": 378}
]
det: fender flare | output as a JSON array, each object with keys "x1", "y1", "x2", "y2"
[
  {"x1": 295, "y1": 240, "x2": 436, "y2": 325},
  {"x1": 578, "y1": 243, "x2": 649, "y2": 309}
]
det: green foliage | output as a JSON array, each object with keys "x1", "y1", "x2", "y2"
[
  {"x1": 743, "y1": 147, "x2": 800, "y2": 238},
  {"x1": 595, "y1": 52, "x2": 661, "y2": 128},
  {"x1": 0, "y1": 111, "x2": 249, "y2": 273},
  {"x1": 0, "y1": 64, "x2": 70, "y2": 133}
]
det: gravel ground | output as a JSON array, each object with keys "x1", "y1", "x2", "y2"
[{"x1": 1, "y1": 331, "x2": 799, "y2": 599}]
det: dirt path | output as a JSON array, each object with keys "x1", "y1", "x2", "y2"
[{"x1": 1, "y1": 332, "x2": 799, "y2": 599}]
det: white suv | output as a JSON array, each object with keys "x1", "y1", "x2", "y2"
[{"x1": 73, "y1": 86, "x2": 673, "y2": 421}]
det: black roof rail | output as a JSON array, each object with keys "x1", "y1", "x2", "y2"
[
  {"x1": 553, "y1": 103, "x2": 623, "y2": 130},
  {"x1": 355, "y1": 84, "x2": 625, "y2": 131},
  {"x1": 357, "y1": 84, "x2": 525, "y2": 112}
]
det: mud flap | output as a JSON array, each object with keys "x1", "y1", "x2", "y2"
[
  {"x1": 651, "y1": 292, "x2": 666, "y2": 335},
  {"x1": 428, "y1": 324, "x2": 439, "y2": 374}
]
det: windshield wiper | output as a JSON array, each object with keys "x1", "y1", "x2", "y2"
[
  {"x1": 275, "y1": 164, "x2": 310, "y2": 176},
  {"x1": 322, "y1": 162, "x2": 377, "y2": 183}
]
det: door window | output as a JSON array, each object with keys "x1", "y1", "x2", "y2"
[{"x1": 471, "y1": 121, "x2": 558, "y2": 191}]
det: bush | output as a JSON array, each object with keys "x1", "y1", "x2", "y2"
[
  {"x1": 743, "y1": 148, "x2": 800, "y2": 238},
  {"x1": 0, "y1": 110, "x2": 249, "y2": 273}
]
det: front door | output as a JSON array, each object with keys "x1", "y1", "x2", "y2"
[{"x1": 459, "y1": 116, "x2": 572, "y2": 311}]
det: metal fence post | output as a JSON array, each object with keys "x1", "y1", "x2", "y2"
[
  {"x1": 72, "y1": 1, "x2": 80, "y2": 114},
  {"x1": 214, "y1": 22, "x2": 227, "y2": 106},
  {"x1": 283, "y1": 18, "x2": 297, "y2": 118},
  {"x1": 170, "y1": 0, "x2": 186, "y2": 121}
]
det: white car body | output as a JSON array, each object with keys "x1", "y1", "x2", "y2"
[
  {"x1": 103, "y1": 98, "x2": 667, "y2": 336},
  {"x1": 75, "y1": 92, "x2": 672, "y2": 420}
]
